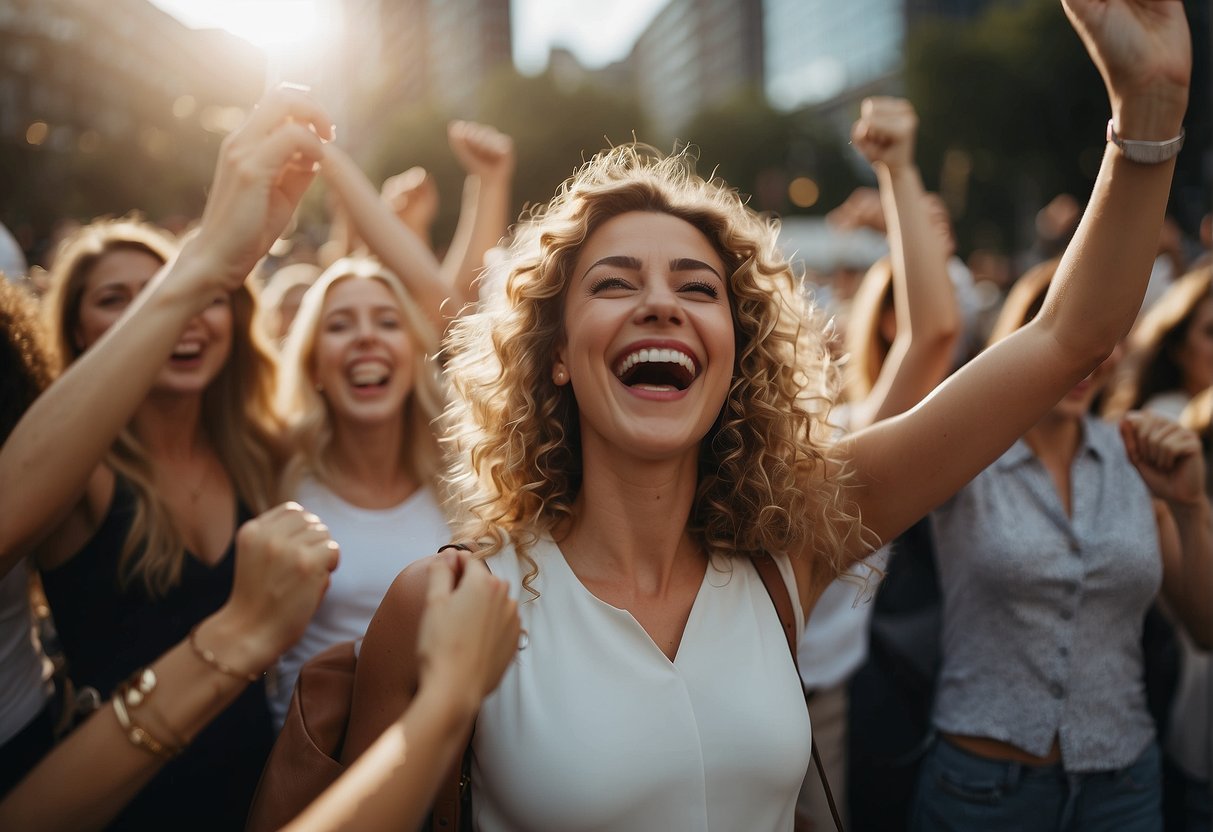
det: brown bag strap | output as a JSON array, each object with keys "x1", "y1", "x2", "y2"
[{"x1": 752, "y1": 553, "x2": 846, "y2": 832}]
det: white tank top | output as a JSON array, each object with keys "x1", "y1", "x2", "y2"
[{"x1": 473, "y1": 537, "x2": 811, "y2": 831}]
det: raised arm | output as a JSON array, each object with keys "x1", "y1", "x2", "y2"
[
  {"x1": 0, "y1": 87, "x2": 331, "y2": 567},
  {"x1": 0, "y1": 504, "x2": 339, "y2": 832},
  {"x1": 1121, "y1": 411, "x2": 1213, "y2": 648},
  {"x1": 835, "y1": 0, "x2": 1191, "y2": 572},
  {"x1": 847, "y1": 97, "x2": 959, "y2": 431},
  {"x1": 319, "y1": 145, "x2": 449, "y2": 332},
  {"x1": 441, "y1": 121, "x2": 515, "y2": 312},
  {"x1": 284, "y1": 555, "x2": 518, "y2": 832}
]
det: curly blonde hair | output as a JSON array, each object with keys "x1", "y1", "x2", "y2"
[
  {"x1": 42, "y1": 217, "x2": 284, "y2": 597},
  {"x1": 277, "y1": 258, "x2": 446, "y2": 499},
  {"x1": 443, "y1": 144, "x2": 857, "y2": 591}
]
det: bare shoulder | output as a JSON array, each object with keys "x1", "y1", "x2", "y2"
[{"x1": 342, "y1": 554, "x2": 442, "y2": 764}]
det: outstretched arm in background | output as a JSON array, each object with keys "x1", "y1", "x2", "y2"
[
  {"x1": 284, "y1": 554, "x2": 519, "y2": 832},
  {"x1": 847, "y1": 97, "x2": 959, "y2": 431},
  {"x1": 0, "y1": 504, "x2": 339, "y2": 832},
  {"x1": 440, "y1": 121, "x2": 515, "y2": 311},
  {"x1": 320, "y1": 144, "x2": 449, "y2": 332}
]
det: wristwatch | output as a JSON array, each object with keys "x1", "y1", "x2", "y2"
[{"x1": 1106, "y1": 120, "x2": 1185, "y2": 164}]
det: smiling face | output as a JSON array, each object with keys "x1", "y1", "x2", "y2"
[
  {"x1": 74, "y1": 247, "x2": 232, "y2": 395},
  {"x1": 312, "y1": 276, "x2": 416, "y2": 429},
  {"x1": 557, "y1": 211, "x2": 734, "y2": 462}
]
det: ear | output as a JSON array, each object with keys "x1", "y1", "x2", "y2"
[{"x1": 552, "y1": 342, "x2": 569, "y2": 386}]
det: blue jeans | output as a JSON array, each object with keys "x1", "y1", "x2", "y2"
[{"x1": 910, "y1": 737, "x2": 1162, "y2": 832}]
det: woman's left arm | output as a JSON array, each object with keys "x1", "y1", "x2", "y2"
[
  {"x1": 836, "y1": 0, "x2": 1191, "y2": 568},
  {"x1": 1122, "y1": 411, "x2": 1213, "y2": 648}
]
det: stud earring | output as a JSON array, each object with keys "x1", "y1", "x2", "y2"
[{"x1": 553, "y1": 368, "x2": 567, "y2": 385}]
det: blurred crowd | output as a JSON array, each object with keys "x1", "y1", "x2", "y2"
[{"x1": 0, "y1": 4, "x2": 1208, "y2": 831}]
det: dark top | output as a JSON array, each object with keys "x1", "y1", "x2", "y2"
[{"x1": 41, "y1": 476, "x2": 273, "y2": 831}]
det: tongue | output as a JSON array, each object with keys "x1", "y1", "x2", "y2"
[{"x1": 623, "y1": 362, "x2": 691, "y2": 391}]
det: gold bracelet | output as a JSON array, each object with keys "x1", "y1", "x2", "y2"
[
  {"x1": 111, "y1": 672, "x2": 181, "y2": 760},
  {"x1": 123, "y1": 667, "x2": 189, "y2": 750},
  {"x1": 187, "y1": 625, "x2": 262, "y2": 682}
]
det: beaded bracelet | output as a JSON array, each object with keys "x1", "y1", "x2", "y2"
[
  {"x1": 111, "y1": 668, "x2": 182, "y2": 760},
  {"x1": 187, "y1": 625, "x2": 263, "y2": 682}
]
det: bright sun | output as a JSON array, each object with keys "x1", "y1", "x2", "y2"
[{"x1": 154, "y1": 0, "x2": 322, "y2": 50}]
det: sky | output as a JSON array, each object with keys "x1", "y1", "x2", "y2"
[{"x1": 150, "y1": 0, "x2": 667, "y2": 74}]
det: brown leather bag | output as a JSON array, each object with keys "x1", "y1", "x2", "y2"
[{"x1": 246, "y1": 553, "x2": 842, "y2": 832}]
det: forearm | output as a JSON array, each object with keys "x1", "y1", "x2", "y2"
[
  {"x1": 440, "y1": 174, "x2": 511, "y2": 314},
  {"x1": 284, "y1": 685, "x2": 475, "y2": 832},
  {"x1": 320, "y1": 147, "x2": 446, "y2": 329},
  {"x1": 0, "y1": 607, "x2": 267, "y2": 832},
  {"x1": 859, "y1": 164, "x2": 958, "y2": 426},
  {"x1": 0, "y1": 254, "x2": 214, "y2": 561},
  {"x1": 1165, "y1": 496, "x2": 1213, "y2": 647},
  {"x1": 1040, "y1": 103, "x2": 1185, "y2": 367}
]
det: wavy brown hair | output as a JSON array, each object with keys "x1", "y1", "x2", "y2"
[
  {"x1": 443, "y1": 145, "x2": 856, "y2": 592},
  {"x1": 1104, "y1": 265, "x2": 1213, "y2": 417},
  {"x1": 0, "y1": 280, "x2": 54, "y2": 444},
  {"x1": 42, "y1": 217, "x2": 285, "y2": 596}
]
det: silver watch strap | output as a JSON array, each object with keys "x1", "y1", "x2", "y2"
[{"x1": 1106, "y1": 120, "x2": 1185, "y2": 164}]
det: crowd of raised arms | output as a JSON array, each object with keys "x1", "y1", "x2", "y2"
[{"x1": 0, "y1": 2, "x2": 1209, "y2": 831}]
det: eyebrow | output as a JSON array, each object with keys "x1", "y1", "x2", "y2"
[{"x1": 582, "y1": 255, "x2": 722, "y2": 281}]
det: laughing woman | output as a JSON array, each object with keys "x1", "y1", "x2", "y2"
[
  {"x1": 0, "y1": 90, "x2": 334, "y2": 829},
  {"x1": 268, "y1": 258, "x2": 452, "y2": 728},
  {"x1": 340, "y1": 3, "x2": 1195, "y2": 830}
]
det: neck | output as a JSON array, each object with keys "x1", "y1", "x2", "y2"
[
  {"x1": 131, "y1": 391, "x2": 207, "y2": 460},
  {"x1": 326, "y1": 416, "x2": 415, "y2": 503},
  {"x1": 1023, "y1": 409, "x2": 1085, "y2": 467},
  {"x1": 560, "y1": 432, "x2": 702, "y2": 593}
]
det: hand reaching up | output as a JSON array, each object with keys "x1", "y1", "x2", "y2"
[
  {"x1": 380, "y1": 166, "x2": 440, "y2": 235},
  {"x1": 851, "y1": 97, "x2": 919, "y2": 174},
  {"x1": 1121, "y1": 410, "x2": 1206, "y2": 507},
  {"x1": 1062, "y1": 0, "x2": 1189, "y2": 139},
  {"x1": 188, "y1": 85, "x2": 334, "y2": 292},
  {"x1": 448, "y1": 121, "x2": 516, "y2": 185}
]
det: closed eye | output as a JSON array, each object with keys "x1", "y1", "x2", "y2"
[
  {"x1": 588, "y1": 276, "x2": 634, "y2": 294},
  {"x1": 679, "y1": 281, "x2": 719, "y2": 298}
]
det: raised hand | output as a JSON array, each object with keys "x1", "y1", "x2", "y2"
[
  {"x1": 851, "y1": 97, "x2": 919, "y2": 173},
  {"x1": 209, "y1": 502, "x2": 340, "y2": 673},
  {"x1": 417, "y1": 553, "x2": 519, "y2": 709},
  {"x1": 380, "y1": 166, "x2": 439, "y2": 235},
  {"x1": 448, "y1": 121, "x2": 516, "y2": 184},
  {"x1": 188, "y1": 85, "x2": 334, "y2": 292},
  {"x1": 826, "y1": 187, "x2": 886, "y2": 234},
  {"x1": 1121, "y1": 410, "x2": 1206, "y2": 506},
  {"x1": 1062, "y1": 0, "x2": 1189, "y2": 139}
]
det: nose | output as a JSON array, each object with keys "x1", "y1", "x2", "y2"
[
  {"x1": 354, "y1": 317, "x2": 378, "y2": 344},
  {"x1": 633, "y1": 278, "x2": 683, "y2": 327}
]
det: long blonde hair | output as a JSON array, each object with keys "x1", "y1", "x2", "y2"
[
  {"x1": 276, "y1": 258, "x2": 446, "y2": 498},
  {"x1": 43, "y1": 217, "x2": 284, "y2": 596},
  {"x1": 443, "y1": 144, "x2": 858, "y2": 592}
]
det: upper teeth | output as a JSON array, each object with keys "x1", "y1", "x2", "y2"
[
  {"x1": 616, "y1": 348, "x2": 696, "y2": 377},
  {"x1": 349, "y1": 365, "x2": 388, "y2": 386},
  {"x1": 175, "y1": 343, "x2": 202, "y2": 357}
]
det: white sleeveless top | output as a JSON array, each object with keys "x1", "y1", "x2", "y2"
[{"x1": 474, "y1": 538, "x2": 812, "y2": 831}]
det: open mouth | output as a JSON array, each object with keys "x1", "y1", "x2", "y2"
[
  {"x1": 614, "y1": 348, "x2": 698, "y2": 392},
  {"x1": 347, "y1": 362, "x2": 391, "y2": 390},
  {"x1": 171, "y1": 343, "x2": 203, "y2": 360}
]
